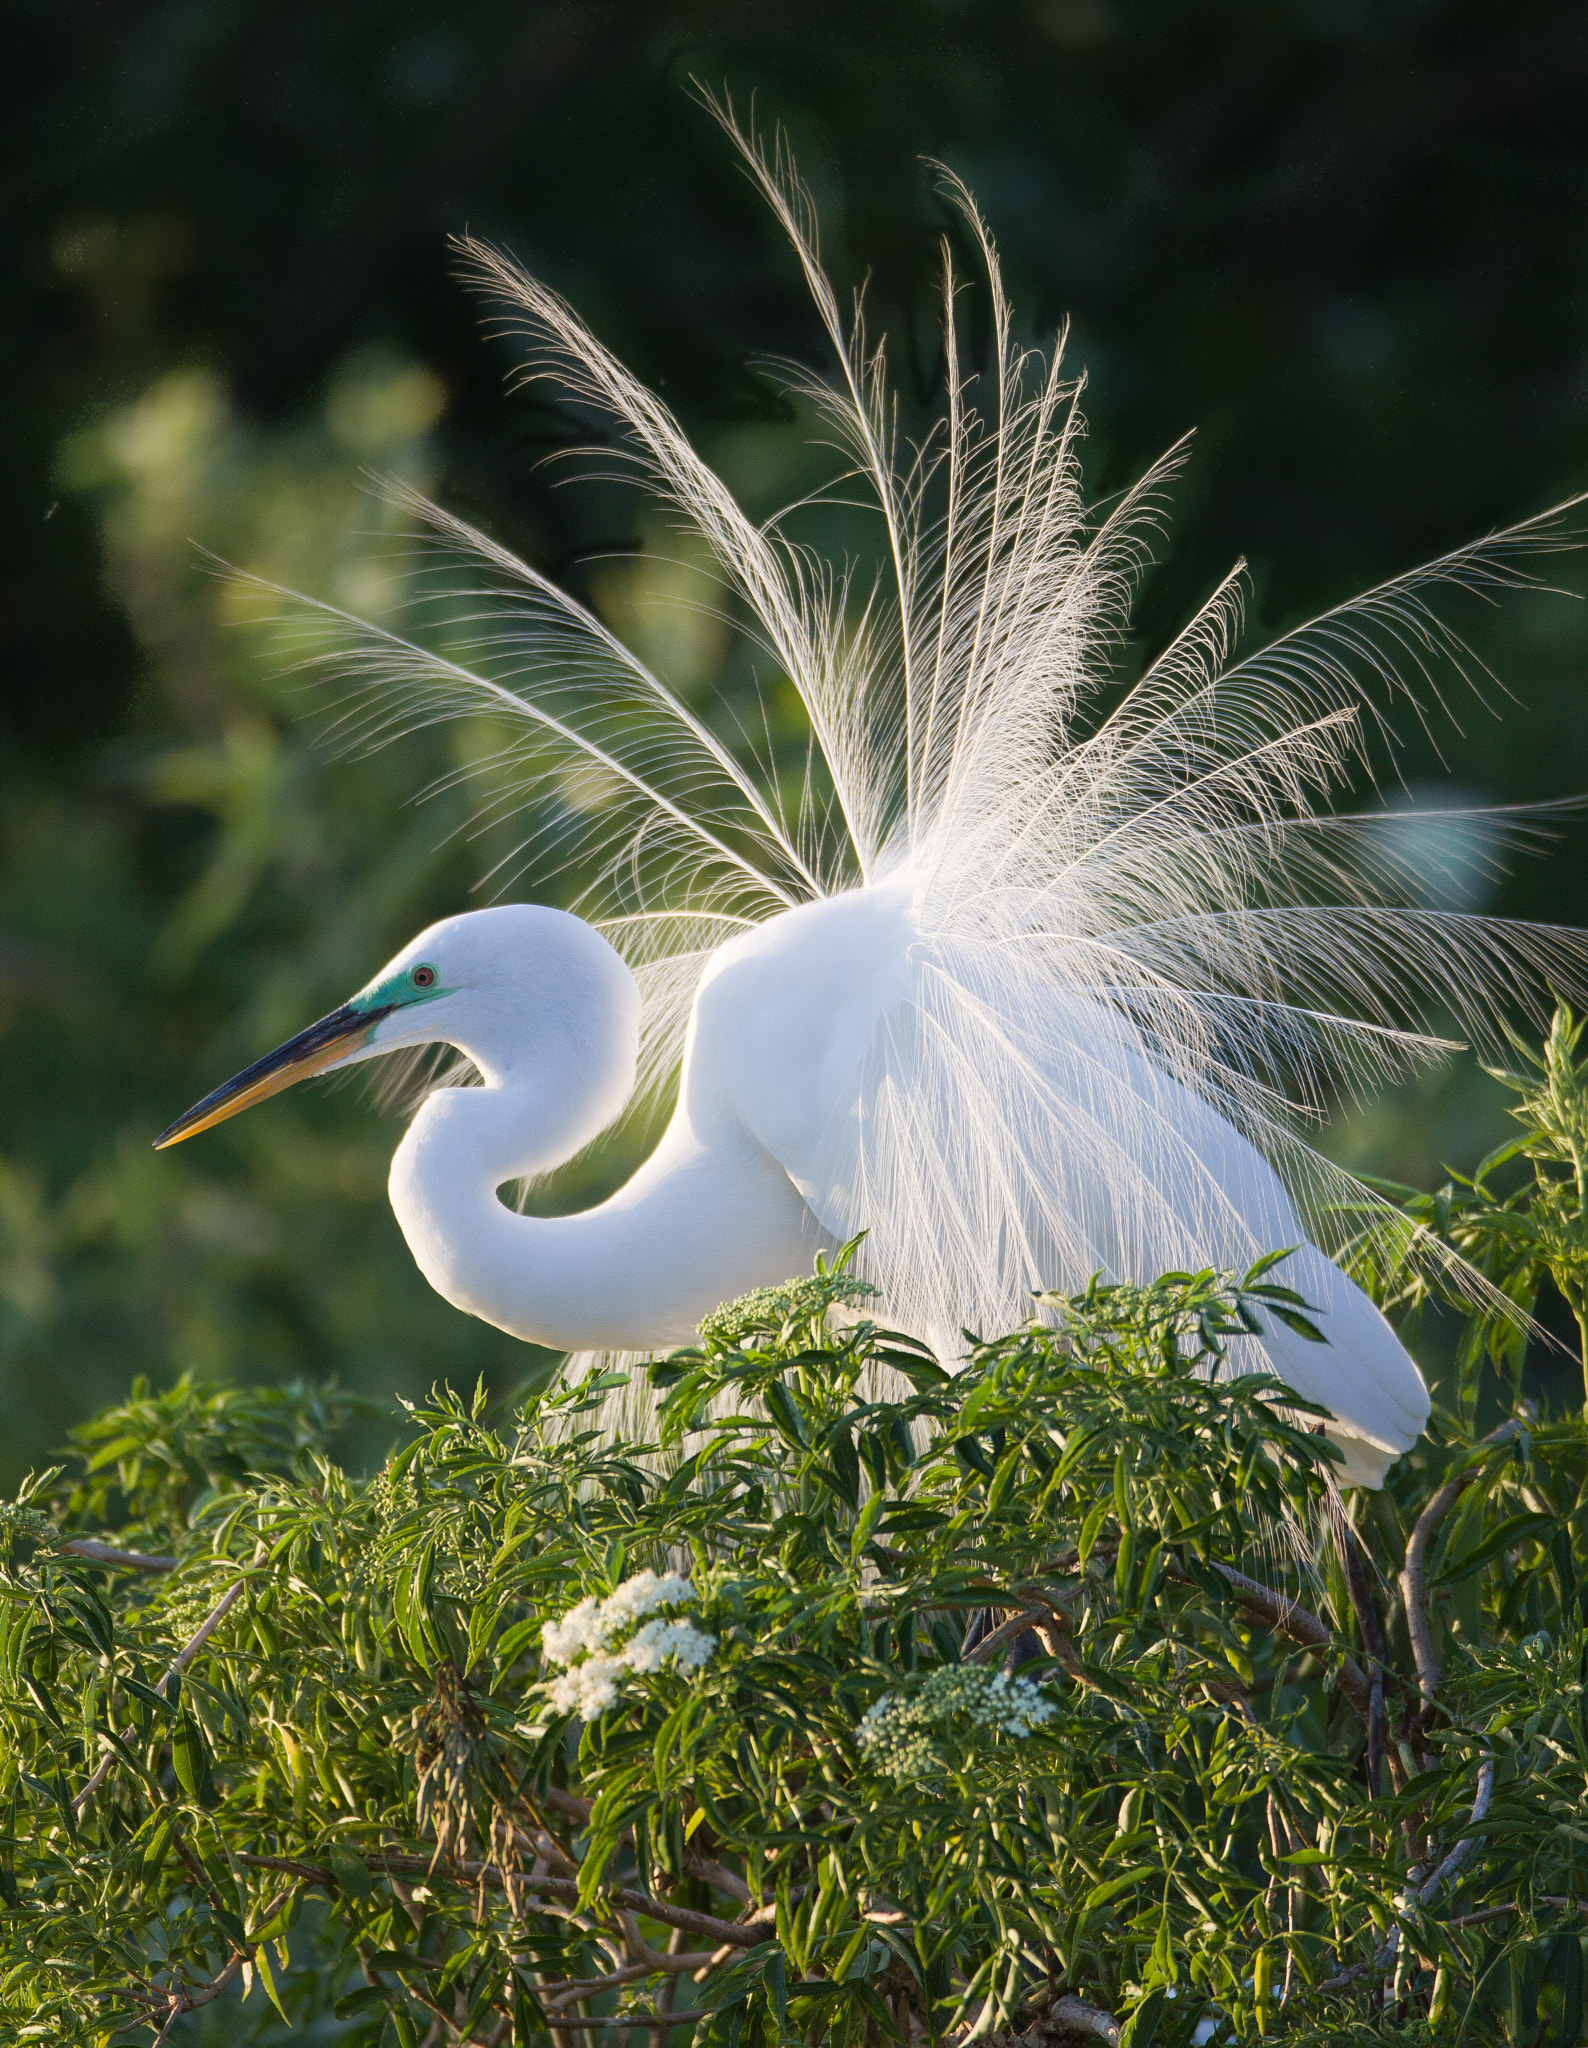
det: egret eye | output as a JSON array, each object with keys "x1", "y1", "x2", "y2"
[{"x1": 412, "y1": 965, "x2": 437, "y2": 989}]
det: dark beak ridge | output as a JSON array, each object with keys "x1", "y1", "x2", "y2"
[{"x1": 154, "y1": 1001, "x2": 395, "y2": 1149}]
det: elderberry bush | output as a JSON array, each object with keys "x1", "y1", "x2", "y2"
[{"x1": 0, "y1": 1247, "x2": 1585, "y2": 2046}]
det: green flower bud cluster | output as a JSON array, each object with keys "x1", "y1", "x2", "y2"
[{"x1": 856, "y1": 1662, "x2": 1056, "y2": 1780}]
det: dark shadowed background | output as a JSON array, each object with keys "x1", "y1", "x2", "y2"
[{"x1": 2, "y1": 0, "x2": 1586, "y2": 1480}]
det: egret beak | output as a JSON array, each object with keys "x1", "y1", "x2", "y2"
[{"x1": 153, "y1": 1000, "x2": 397, "y2": 1150}]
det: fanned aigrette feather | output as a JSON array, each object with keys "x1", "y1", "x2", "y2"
[{"x1": 252, "y1": 97, "x2": 1586, "y2": 1406}]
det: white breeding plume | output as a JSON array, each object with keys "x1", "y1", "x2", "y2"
[{"x1": 157, "y1": 104, "x2": 1587, "y2": 1488}]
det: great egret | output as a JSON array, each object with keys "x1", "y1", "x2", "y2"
[{"x1": 156, "y1": 108, "x2": 1586, "y2": 1487}]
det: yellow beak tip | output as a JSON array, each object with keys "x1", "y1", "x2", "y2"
[{"x1": 153, "y1": 1010, "x2": 378, "y2": 1155}]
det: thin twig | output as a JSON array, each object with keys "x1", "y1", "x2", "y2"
[
  {"x1": 1446, "y1": 1897, "x2": 1588, "y2": 1931},
  {"x1": 534, "y1": 1787, "x2": 753, "y2": 1906},
  {"x1": 686, "y1": 1854, "x2": 752, "y2": 1905},
  {"x1": 74, "y1": 1579, "x2": 247, "y2": 1817},
  {"x1": 546, "y1": 1952, "x2": 715, "y2": 2008},
  {"x1": 544, "y1": 1786, "x2": 595, "y2": 1823},
  {"x1": 1418, "y1": 1759, "x2": 1495, "y2": 1907},
  {"x1": 964, "y1": 1606, "x2": 1049, "y2": 1665},
  {"x1": 1316, "y1": 1758, "x2": 1497, "y2": 1994},
  {"x1": 57, "y1": 1538, "x2": 179, "y2": 1571},
  {"x1": 652, "y1": 1923, "x2": 685, "y2": 2048},
  {"x1": 1164, "y1": 1559, "x2": 1373, "y2": 1720},
  {"x1": 504, "y1": 1874, "x2": 768, "y2": 1950},
  {"x1": 534, "y1": 2013, "x2": 709, "y2": 2028},
  {"x1": 391, "y1": 1968, "x2": 494, "y2": 2045},
  {"x1": 1335, "y1": 1506, "x2": 1394, "y2": 1792},
  {"x1": 238, "y1": 1850, "x2": 771, "y2": 1949},
  {"x1": 134, "y1": 1886, "x2": 292, "y2": 2027}
]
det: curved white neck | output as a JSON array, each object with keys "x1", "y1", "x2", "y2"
[
  {"x1": 385, "y1": 950, "x2": 816, "y2": 1352},
  {"x1": 386, "y1": 941, "x2": 648, "y2": 1347},
  {"x1": 390, "y1": 1072, "x2": 618, "y2": 1341}
]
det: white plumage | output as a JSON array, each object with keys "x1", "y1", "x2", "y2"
[{"x1": 161, "y1": 104, "x2": 1588, "y2": 1487}]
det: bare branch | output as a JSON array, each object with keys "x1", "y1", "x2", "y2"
[
  {"x1": 1400, "y1": 1422, "x2": 1525, "y2": 1702},
  {"x1": 74, "y1": 1578, "x2": 247, "y2": 1817},
  {"x1": 971, "y1": 1563, "x2": 1367, "y2": 1712},
  {"x1": 1316, "y1": 1756, "x2": 1497, "y2": 1994},
  {"x1": 964, "y1": 1606, "x2": 1049, "y2": 1665},
  {"x1": 149, "y1": 2010, "x2": 183, "y2": 2048},
  {"x1": 971, "y1": 1993, "x2": 1123, "y2": 2046},
  {"x1": 1448, "y1": 1902, "x2": 1523, "y2": 1931},
  {"x1": 543, "y1": 1786, "x2": 595, "y2": 1824},
  {"x1": 617, "y1": 1911, "x2": 717, "y2": 1974},
  {"x1": 533, "y1": 1786, "x2": 753, "y2": 1904},
  {"x1": 1044, "y1": 1997, "x2": 1123, "y2": 2043},
  {"x1": 164, "y1": 1579, "x2": 249, "y2": 1679},
  {"x1": 546, "y1": 1950, "x2": 716, "y2": 2007},
  {"x1": 57, "y1": 1538, "x2": 179, "y2": 1572},
  {"x1": 134, "y1": 1887, "x2": 292, "y2": 2029},
  {"x1": 1445, "y1": 1897, "x2": 1588, "y2": 1931},
  {"x1": 534, "y1": 2013, "x2": 711, "y2": 2028},
  {"x1": 1164, "y1": 1559, "x2": 1374, "y2": 1720},
  {"x1": 1418, "y1": 1758, "x2": 1495, "y2": 1907},
  {"x1": 238, "y1": 1850, "x2": 771, "y2": 1949},
  {"x1": 687, "y1": 1854, "x2": 753, "y2": 1905},
  {"x1": 1334, "y1": 1504, "x2": 1399, "y2": 1791}
]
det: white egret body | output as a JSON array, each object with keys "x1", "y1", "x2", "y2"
[
  {"x1": 157, "y1": 109, "x2": 1588, "y2": 1488},
  {"x1": 364, "y1": 885, "x2": 1429, "y2": 1485}
]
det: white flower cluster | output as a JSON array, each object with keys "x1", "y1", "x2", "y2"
[
  {"x1": 541, "y1": 1570, "x2": 716, "y2": 1721},
  {"x1": 856, "y1": 1664, "x2": 1057, "y2": 1780}
]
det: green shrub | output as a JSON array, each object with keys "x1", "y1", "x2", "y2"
[{"x1": 0, "y1": 1239, "x2": 1586, "y2": 2047}]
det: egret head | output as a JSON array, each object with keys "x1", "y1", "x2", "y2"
[{"x1": 153, "y1": 904, "x2": 638, "y2": 1150}]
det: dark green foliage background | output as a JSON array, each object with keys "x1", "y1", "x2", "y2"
[{"x1": 3, "y1": 0, "x2": 1588, "y2": 1474}]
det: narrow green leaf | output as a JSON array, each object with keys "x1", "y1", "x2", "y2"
[
  {"x1": 763, "y1": 1381, "x2": 808, "y2": 1450},
  {"x1": 1433, "y1": 1511, "x2": 1556, "y2": 1586}
]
